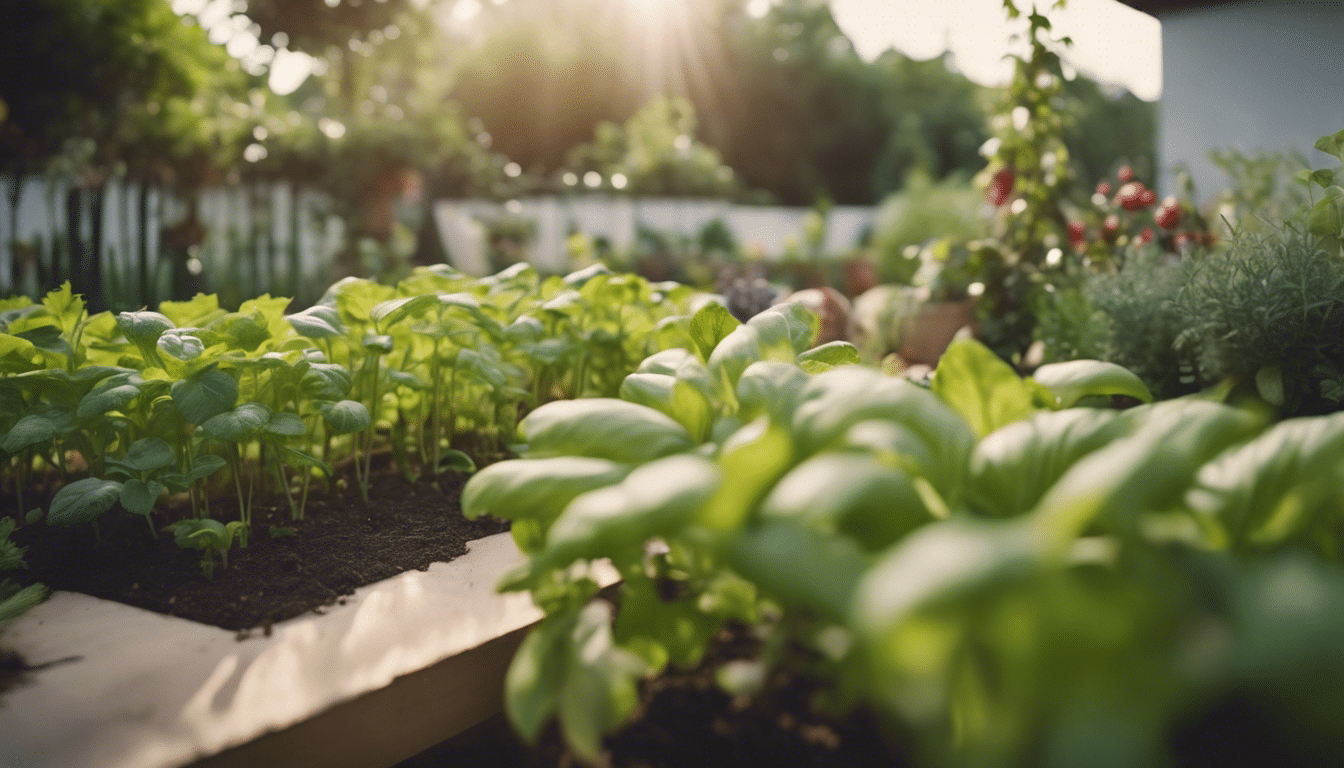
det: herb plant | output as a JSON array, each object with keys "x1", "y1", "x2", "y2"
[{"x1": 464, "y1": 303, "x2": 1344, "y2": 766}]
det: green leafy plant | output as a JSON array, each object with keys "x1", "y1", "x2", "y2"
[
  {"x1": 171, "y1": 518, "x2": 246, "y2": 579},
  {"x1": 0, "y1": 518, "x2": 47, "y2": 624}
]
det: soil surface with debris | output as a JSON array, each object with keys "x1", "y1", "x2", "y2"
[
  {"x1": 398, "y1": 620, "x2": 907, "y2": 768},
  {"x1": 6, "y1": 466, "x2": 508, "y2": 632}
]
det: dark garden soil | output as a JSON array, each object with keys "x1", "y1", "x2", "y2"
[
  {"x1": 399, "y1": 620, "x2": 908, "y2": 768},
  {"x1": 4, "y1": 464, "x2": 509, "y2": 633}
]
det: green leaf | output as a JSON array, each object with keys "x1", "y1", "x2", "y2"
[
  {"x1": 0, "y1": 414, "x2": 56, "y2": 453},
  {"x1": 520, "y1": 399, "x2": 695, "y2": 463},
  {"x1": 116, "y1": 437, "x2": 175, "y2": 472},
  {"x1": 77, "y1": 375, "x2": 142, "y2": 420},
  {"x1": 286, "y1": 305, "x2": 344, "y2": 339},
  {"x1": 696, "y1": 417, "x2": 795, "y2": 532},
  {"x1": 636, "y1": 348, "x2": 698, "y2": 376},
  {"x1": 1033, "y1": 400, "x2": 1263, "y2": 547},
  {"x1": 159, "y1": 293, "x2": 223, "y2": 327},
  {"x1": 969, "y1": 408, "x2": 1130, "y2": 519},
  {"x1": 371, "y1": 294, "x2": 437, "y2": 328},
  {"x1": 115, "y1": 310, "x2": 174, "y2": 347},
  {"x1": 301, "y1": 363, "x2": 354, "y2": 401},
  {"x1": 761, "y1": 452, "x2": 932, "y2": 551},
  {"x1": 172, "y1": 517, "x2": 229, "y2": 551},
  {"x1": 361, "y1": 331, "x2": 395, "y2": 355},
  {"x1": 688, "y1": 302, "x2": 740, "y2": 360},
  {"x1": 273, "y1": 444, "x2": 331, "y2": 476},
  {"x1": 1188, "y1": 410, "x2": 1344, "y2": 550},
  {"x1": 16, "y1": 325, "x2": 71, "y2": 360},
  {"x1": 171, "y1": 368, "x2": 239, "y2": 425},
  {"x1": 1313, "y1": 129, "x2": 1344, "y2": 161},
  {"x1": 320, "y1": 400, "x2": 371, "y2": 435},
  {"x1": 618, "y1": 373, "x2": 713, "y2": 443},
  {"x1": 1032, "y1": 359, "x2": 1155, "y2": 408},
  {"x1": 461, "y1": 456, "x2": 631, "y2": 536},
  {"x1": 725, "y1": 519, "x2": 870, "y2": 621},
  {"x1": 439, "y1": 449, "x2": 476, "y2": 473},
  {"x1": 850, "y1": 519, "x2": 1040, "y2": 643},
  {"x1": 198, "y1": 403, "x2": 271, "y2": 442},
  {"x1": 931, "y1": 339, "x2": 1038, "y2": 439},
  {"x1": 505, "y1": 608, "x2": 579, "y2": 744},
  {"x1": 119, "y1": 478, "x2": 164, "y2": 516},
  {"x1": 797, "y1": 340, "x2": 861, "y2": 369},
  {"x1": 265, "y1": 411, "x2": 308, "y2": 437},
  {"x1": 456, "y1": 347, "x2": 508, "y2": 389},
  {"x1": 792, "y1": 367, "x2": 975, "y2": 499},
  {"x1": 156, "y1": 330, "x2": 204, "y2": 362},
  {"x1": 538, "y1": 455, "x2": 720, "y2": 570},
  {"x1": 557, "y1": 601, "x2": 646, "y2": 764},
  {"x1": 41, "y1": 282, "x2": 85, "y2": 335},
  {"x1": 1307, "y1": 186, "x2": 1344, "y2": 239},
  {"x1": 47, "y1": 478, "x2": 123, "y2": 527}
]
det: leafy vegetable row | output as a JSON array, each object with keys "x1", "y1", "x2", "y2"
[
  {"x1": 465, "y1": 302, "x2": 1344, "y2": 767},
  {"x1": 1, "y1": 263, "x2": 708, "y2": 575}
]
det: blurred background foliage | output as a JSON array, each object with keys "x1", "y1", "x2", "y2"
[{"x1": 0, "y1": 0, "x2": 1156, "y2": 212}]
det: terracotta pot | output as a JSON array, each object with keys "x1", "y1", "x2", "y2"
[{"x1": 899, "y1": 301, "x2": 976, "y2": 366}]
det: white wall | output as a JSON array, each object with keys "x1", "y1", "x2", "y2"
[
  {"x1": 434, "y1": 196, "x2": 878, "y2": 276},
  {"x1": 1157, "y1": 1, "x2": 1344, "y2": 202}
]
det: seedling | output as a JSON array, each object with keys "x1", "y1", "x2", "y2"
[{"x1": 171, "y1": 518, "x2": 246, "y2": 579}]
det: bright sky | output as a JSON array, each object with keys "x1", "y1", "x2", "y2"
[
  {"x1": 829, "y1": 0, "x2": 1162, "y2": 100},
  {"x1": 186, "y1": 0, "x2": 1162, "y2": 102}
]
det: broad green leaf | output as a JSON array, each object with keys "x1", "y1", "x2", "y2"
[
  {"x1": 273, "y1": 444, "x2": 331, "y2": 475},
  {"x1": 77, "y1": 373, "x2": 143, "y2": 416},
  {"x1": 41, "y1": 282, "x2": 85, "y2": 334},
  {"x1": 1, "y1": 414, "x2": 56, "y2": 453},
  {"x1": 1187, "y1": 411, "x2": 1344, "y2": 550},
  {"x1": 1032, "y1": 359, "x2": 1154, "y2": 408},
  {"x1": 696, "y1": 416, "x2": 794, "y2": 532},
  {"x1": 461, "y1": 456, "x2": 631, "y2": 533},
  {"x1": 1307, "y1": 186, "x2": 1344, "y2": 239},
  {"x1": 301, "y1": 363, "x2": 353, "y2": 401},
  {"x1": 614, "y1": 574, "x2": 721, "y2": 670},
  {"x1": 539, "y1": 455, "x2": 720, "y2": 570},
  {"x1": 793, "y1": 367, "x2": 975, "y2": 496},
  {"x1": 562, "y1": 263, "x2": 613, "y2": 287},
  {"x1": 689, "y1": 303, "x2": 740, "y2": 361},
  {"x1": 162, "y1": 454, "x2": 228, "y2": 490},
  {"x1": 456, "y1": 347, "x2": 508, "y2": 389},
  {"x1": 636, "y1": 348, "x2": 698, "y2": 376},
  {"x1": 618, "y1": 374, "x2": 713, "y2": 443},
  {"x1": 47, "y1": 477, "x2": 123, "y2": 527},
  {"x1": 117, "y1": 437, "x2": 175, "y2": 472},
  {"x1": 119, "y1": 478, "x2": 164, "y2": 516},
  {"x1": 735, "y1": 361, "x2": 809, "y2": 422},
  {"x1": 850, "y1": 519, "x2": 1040, "y2": 641},
  {"x1": 969, "y1": 409, "x2": 1130, "y2": 519},
  {"x1": 199, "y1": 403, "x2": 271, "y2": 442},
  {"x1": 557, "y1": 601, "x2": 646, "y2": 764},
  {"x1": 439, "y1": 449, "x2": 476, "y2": 473},
  {"x1": 0, "y1": 333, "x2": 41, "y2": 372},
  {"x1": 1033, "y1": 400, "x2": 1263, "y2": 548},
  {"x1": 932, "y1": 339, "x2": 1038, "y2": 439},
  {"x1": 371, "y1": 294, "x2": 437, "y2": 328},
  {"x1": 320, "y1": 400, "x2": 371, "y2": 434},
  {"x1": 265, "y1": 411, "x2": 308, "y2": 437},
  {"x1": 172, "y1": 517, "x2": 229, "y2": 550},
  {"x1": 361, "y1": 331, "x2": 395, "y2": 355},
  {"x1": 506, "y1": 608, "x2": 580, "y2": 744},
  {"x1": 797, "y1": 340, "x2": 861, "y2": 370},
  {"x1": 16, "y1": 325, "x2": 71, "y2": 361},
  {"x1": 1313, "y1": 129, "x2": 1344, "y2": 161},
  {"x1": 171, "y1": 368, "x2": 239, "y2": 425},
  {"x1": 725, "y1": 519, "x2": 870, "y2": 621},
  {"x1": 286, "y1": 305, "x2": 344, "y2": 339},
  {"x1": 520, "y1": 399, "x2": 695, "y2": 463},
  {"x1": 159, "y1": 293, "x2": 224, "y2": 327},
  {"x1": 116, "y1": 310, "x2": 174, "y2": 347},
  {"x1": 760, "y1": 452, "x2": 932, "y2": 550},
  {"x1": 156, "y1": 331, "x2": 204, "y2": 363},
  {"x1": 706, "y1": 304, "x2": 817, "y2": 389}
]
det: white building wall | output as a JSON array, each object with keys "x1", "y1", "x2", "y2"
[{"x1": 1157, "y1": 1, "x2": 1344, "y2": 202}]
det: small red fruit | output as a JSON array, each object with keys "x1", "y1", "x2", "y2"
[
  {"x1": 1102, "y1": 214, "x2": 1120, "y2": 241},
  {"x1": 1139, "y1": 188, "x2": 1157, "y2": 208},
  {"x1": 987, "y1": 169, "x2": 1015, "y2": 207},
  {"x1": 1095, "y1": 181, "x2": 1112, "y2": 197},
  {"x1": 1067, "y1": 220, "x2": 1087, "y2": 244},
  {"x1": 1155, "y1": 197, "x2": 1182, "y2": 229},
  {"x1": 1118, "y1": 165, "x2": 1134, "y2": 183},
  {"x1": 1116, "y1": 182, "x2": 1143, "y2": 211},
  {"x1": 1175, "y1": 233, "x2": 1193, "y2": 249},
  {"x1": 1139, "y1": 227, "x2": 1154, "y2": 244}
]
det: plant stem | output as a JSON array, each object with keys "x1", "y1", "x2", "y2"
[{"x1": 361, "y1": 354, "x2": 381, "y2": 502}]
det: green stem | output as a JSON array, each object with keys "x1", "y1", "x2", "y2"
[
  {"x1": 272, "y1": 444, "x2": 298, "y2": 520},
  {"x1": 431, "y1": 342, "x2": 443, "y2": 474},
  {"x1": 361, "y1": 355, "x2": 381, "y2": 503}
]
